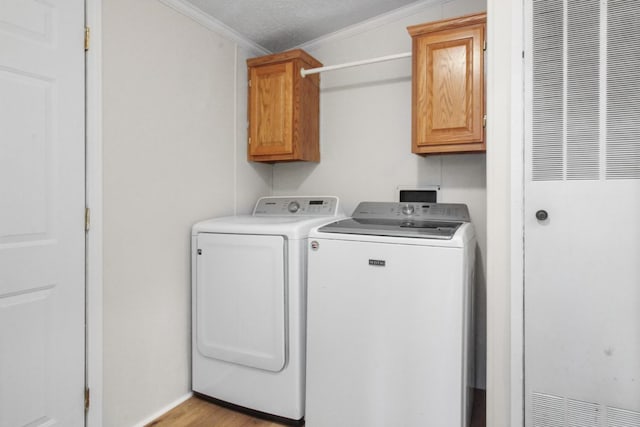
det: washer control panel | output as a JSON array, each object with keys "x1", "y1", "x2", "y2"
[
  {"x1": 351, "y1": 202, "x2": 470, "y2": 222},
  {"x1": 253, "y1": 196, "x2": 340, "y2": 216}
]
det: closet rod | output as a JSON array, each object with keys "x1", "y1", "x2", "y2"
[{"x1": 300, "y1": 52, "x2": 412, "y2": 77}]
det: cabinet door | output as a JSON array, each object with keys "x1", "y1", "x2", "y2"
[
  {"x1": 249, "y1": 62, "x2": 293, "y2": 157},
  {"x1": 414, "y1": 24, "x2": 484, "y2": 152}
]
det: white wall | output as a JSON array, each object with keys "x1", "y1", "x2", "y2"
[
  {"x1": 100, "y1": 0, "x2": 495, "y2": 423},
  {"x1": 274, "y1": 0, "x2": 488, "y2": 387},
  {"x1": 102, "y1": 0, "x2": 270, "y2": 425}
]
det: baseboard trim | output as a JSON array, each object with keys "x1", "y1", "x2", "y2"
[{"x1": 132, "y1": 392, "x2": 193, "y2": 427}]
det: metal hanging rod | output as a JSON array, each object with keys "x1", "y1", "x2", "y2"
[{"x1": 300, "y1": 51, "x2": 412, "y2": 77}]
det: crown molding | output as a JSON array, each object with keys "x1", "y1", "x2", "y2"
[
  {"x1": 296, "y1": 0, "x2": 443, "y2": 51},
  {"x1": 157, "y1": 0, "x2": 271, "y2": 55}
]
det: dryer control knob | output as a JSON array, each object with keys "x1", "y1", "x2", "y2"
[
  {"x1": 288, "y1": 201, "x2": 300, "y2": 213},
  {"x1": 401, "y1": 204, "x2": 414, "y2": 215}
]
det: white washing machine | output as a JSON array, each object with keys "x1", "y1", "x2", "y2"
[
  {"x1": 191, "y1": 196, "x2": 342, "y2": 424},
  {"x1": 306, "y1": 202, "x2": 475, "y2": 427}
]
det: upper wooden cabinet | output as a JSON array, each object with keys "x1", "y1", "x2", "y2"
[
  {"x1": 247, "y1": 49, "x2": 322, "y2": 162},
  {"x1": 407, "y1": 13, "x2": 486, "y2": 155}
]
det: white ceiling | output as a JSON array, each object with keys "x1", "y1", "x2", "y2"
[{"x1": 183, "y1": 0, "x2": 422, "y2": 52}]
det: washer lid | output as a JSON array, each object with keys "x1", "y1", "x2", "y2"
[
  {"x1": 318, "y1": 218, "x2": 463, "y2": 240},
  {"x1": 317, "y1": 202, "x2": 470, "y2": 240}
]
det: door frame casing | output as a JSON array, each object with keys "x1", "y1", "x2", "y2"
[
  {"x1": 86, "y1": 0, "x2": 103, "y2": 424},
  {"x1": 485, "y1": 0, "x2": 525, "y2": 426},
  {"x1": 83, "y1": 1, "x2": 530, "y2": 425}
]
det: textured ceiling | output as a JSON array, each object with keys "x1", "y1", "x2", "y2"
[{"x1": 183, "y1": 0, "x2": 421, "y2": 52}]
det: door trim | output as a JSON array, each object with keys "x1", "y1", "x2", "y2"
[
  {"x1": 485, "y1": 0, "x2": 525, "y2": 426},
  {"x1": 86, "y1": 0, "x2": 103, "y2": 424}
]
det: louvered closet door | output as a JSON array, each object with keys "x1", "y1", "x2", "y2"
[{"x1": 525, "y1": 1, "x2": 640, "y2": 426}]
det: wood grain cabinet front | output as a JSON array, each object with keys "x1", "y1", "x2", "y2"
[
  {"x1": 408, "y1": 12, "x2": 486, "y2": 155},
  {"x1": 247, "y1": 49, "x2": 322, "y2": 162}
]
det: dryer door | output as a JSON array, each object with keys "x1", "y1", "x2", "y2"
[{"x1": 195, "y1": 233, "x2": 286, "y2": 372}]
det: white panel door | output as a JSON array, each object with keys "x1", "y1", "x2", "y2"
[
  {"x1": 0, "y1": 1, "x2": 86, "y2": 426},
  {"x1": 525, "y1": 1, "x2": 640, "y2": 425},
  {"x1": 195, "y1": 233, "x2": 286, "y2": 372}
]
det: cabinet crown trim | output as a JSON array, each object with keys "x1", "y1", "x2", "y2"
[
  {"x1": 407, "y1": 12, "x2": 486, "y2": 37},
  {"x1": 246, "y1": 49, "x2": 322, "y2": 68}
]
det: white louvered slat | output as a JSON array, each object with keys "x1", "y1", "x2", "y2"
[
  {"x1": 532, "y1": 392, "x2": 564, "y2": 427},
  {"x1": 532, "y1": 0, "x2": 564, "y2": 181},
  {"x1": 606, "y1": 0, "x2": 640, "y2": 179},
  {"x1": 567, "y1": 399, "x2": 600, "y2": 427},
  {"x1": 532, "y1": 0, "x2": 640, "y2": 182},
  {"x1": 607, "y1": 406, "x2": 640, "y2": 427},
  {"x1": 567, "y1": 0, "x2": 600, "y2": 180}
]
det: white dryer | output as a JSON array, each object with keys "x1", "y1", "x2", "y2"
[
  {"x1": 305, "y1": 202, "x2": 476, "y2": 427},
  {"x1": 191, "y1": 196, "x2": 342, "y2": 424}
]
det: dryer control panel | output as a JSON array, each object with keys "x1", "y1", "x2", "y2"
[{"x1": 253, "y1": 196, "x2": 340, "y2": 216}]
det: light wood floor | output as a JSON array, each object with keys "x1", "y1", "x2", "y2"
[
  {"x1": 145, "y1": 397, "x2": 284, "y2": 427},
  {"x1": 146, "y1": 389, "x2": 486, "y2": 427}
]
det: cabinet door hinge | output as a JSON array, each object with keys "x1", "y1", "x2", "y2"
[
  {"x1": 84, "y1": 388, "x2": 90, "y2": 411},
  {"x1": 248, "y1": 79, "x2": 251, "y2": 88},
  {"x1": 84, "y1": 26, "x2": 90, "y2": 51},
  {"x1": 483, "y1": 39, "x2": 487, "y2": 51},
  {"x1": 85, "y1": 207, "x2": 91, "y2": 232},
  {"x1": 248, "y1": 136, "x2": 251, "y2": 145},
  {"x1": 483, "y1": 115, "x2": 487, "y2": 128}
]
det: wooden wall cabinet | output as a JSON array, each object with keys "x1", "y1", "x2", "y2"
[
  {"x1": 407, "y1": 13, "x2": 486, "y2": 155},
  {"x1": 247, "y1": 49, "x2": 322, "y2": 162}
]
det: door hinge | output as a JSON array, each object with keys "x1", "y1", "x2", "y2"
[
  {"x1": 483, "y1": 39, "x2": 487, "y2": 51},
  {"x1": 85, "y1": 207, "x2": 91, "y2": 232},
  {"x1": 248, "y1": 136, "x2": 251, "y2": 145},
  {"x1": 248, "y1": 79, "x2": 251, "y2": 88},
  {"x1": 84, "y1": 388, "x2": 90, "y2": 411},
  {"x1": 84, "y1": 26, "x2": 90, "y2": 51},
  {"x1": 483, "y1": 115, "x2": 487, "y2": 128}
]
